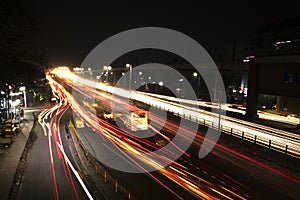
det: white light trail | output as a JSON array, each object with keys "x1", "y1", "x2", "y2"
[{"x1": 56, "y1": 142, "x2": 94, "y2": 200}]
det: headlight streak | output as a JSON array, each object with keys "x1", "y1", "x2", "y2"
[
  {"x1": 49, "y1": 76, "x2": 221, "y2": 198},
  {"x1": 56, "y1": 142, "x2": 94, "y2": 200},
  {"x1": 48, "y1": 69, "x2": 300, "y2": 200},
  {"x1": 48, "y1": 70, "x2": 300, "y2": 157},
  {"x1": 47, "y1": 76, "x2": 247, "y2": 199},
  {"x1": 151, "y1": 106, "x2": 300, "y2": 185},
  {"x1": 38, "y1": 91, "x2": 94, "y2": 200},
  {"x1": 48, "y1": 121, "x2": 59, "y2": 200}
]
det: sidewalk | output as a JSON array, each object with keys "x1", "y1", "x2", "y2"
[{"x1": 0, "y1": 110, "x2": 34, "y2": 200}]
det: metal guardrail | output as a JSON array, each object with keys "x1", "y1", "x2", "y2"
[
  {"x1": 56, "y1": 73, "x2": 300, "y2": 160},
  {"x1": 55, "y1": 71, "x2": 300, "y2": 159},
  {"x1": 68, "y1": 121, "x2": 139, "y2": 200},
  {"x1": 132, "y1": 98, "x2": 300, "y2": 159},
  {"x1": 175, "y1": 110, "x2": 300, "y2": 158}
]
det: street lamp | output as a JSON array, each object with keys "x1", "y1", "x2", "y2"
[
  {"x1": 103, "y1": 66, "x2": 112, "y2": 83},
  {"x1": 126, "y1": 64, "x2": 132, "y2": 91},
  {"x1": 193, "y1": 72, "x2": 200, "y2": 99},
  {"x1": 87, "y1": 67, "x2": 93, "y2": 79},
  {"x1": 19, "y1": 86, "x2": 27, "y2": 108},
  {"x1": 179, "y1": 78, "x2": 184, "y2": 98}
]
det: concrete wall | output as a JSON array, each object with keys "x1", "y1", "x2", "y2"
[{"x1": 246, "y1": 55, "x2": 300, "y2": 118}]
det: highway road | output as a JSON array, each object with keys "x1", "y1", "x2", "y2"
[
  {"x1": 40, "y1": 67, "x2": 300, "y2": 199},
  {"x1": 49, "y1": 67, "x2": 300, "y2": 158},
  {"x1": 74, "y1": 111, "x2": 300, "y2": 199},
  {"x1": 18, "y1": 104, "x2": 91, "y2": 200}
]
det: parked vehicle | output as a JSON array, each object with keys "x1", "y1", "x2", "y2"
[
  {"x1": 75, "y1": 117, "x2": 85, "y2": 128},
  {"x1": 287, "y1": 114, "x2": 300, "y2": 124}
]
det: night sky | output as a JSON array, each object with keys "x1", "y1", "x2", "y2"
[
  {"x1": 26, "y1": 1, "x2": 298, "y2": 67},
  {"x1": 1, "y1": 0, "x2": 300, "y2": 80}
]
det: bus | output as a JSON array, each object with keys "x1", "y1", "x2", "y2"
[
  {"x1": 75, "y1": 117, "x2": 85, "y2": 128},
  {"x1": 114, "y1": 106, "x2": 148, "y2": 132}
]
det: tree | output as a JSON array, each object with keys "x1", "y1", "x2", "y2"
[{"x1": 0, "y1": 0, "x2": 47, "y2": 87}]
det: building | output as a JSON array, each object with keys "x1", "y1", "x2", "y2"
[
  {"x1": 245, "y1": 17, "x2": 300, "y2": 119},
  {"x1": 246, "y1": 55, "x2": 300, "y2": 118}
]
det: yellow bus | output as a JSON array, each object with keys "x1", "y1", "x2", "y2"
[
  {"x1": 117, "y1": 109, "x2": 148, "y2": 132},
  {"x1": 75, "y1": 117, "x2": 85, "y2": 128}
]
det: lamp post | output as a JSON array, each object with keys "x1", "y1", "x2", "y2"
[
  {"x1": 19, "y1": 86, "x2": 27, "y2": 108},
  {"x1": 103, "y1": 66, "x2": 112, "y2": 84},
  {"x1": 126, "y1": 64, "x2": 132, "y2": 91},
  {"x1": 179, "y1": 78, "x2": 183, "y2": 98},
  {"x1": 87, "y1": 67, "x2": 92, "y2": 80},
  {"x1": 6, "y1": 84, "x2": 12, "y2": 120},
  {"x1": 193, "y1": 72, "x2": 200, "y2": 99}
]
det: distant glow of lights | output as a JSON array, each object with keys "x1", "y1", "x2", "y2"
[
  {"x1": 103, "y1": 65, "x2": 112, "y2": 70},
  {"x1": 49, "y1": 67, "x2": 300, "y2": 159},
  {"x1": 9, "y1": 92, "x2": 22, "y2": 96},
  {"x1": 276, "y1": 40, "x2": 291, "y2": 45},
  {"x1": 11, "y1": 99, "x2": 21, "y2": 107},
  {"x1": 46, "y1": 68, "x2": 300, "y2": 199},
  {"x1": 19, "y1": 86, "x2": 26, "y2": 91},
  {"x1": 73, "y1": 67, "x2": 84, "y2": 72}
]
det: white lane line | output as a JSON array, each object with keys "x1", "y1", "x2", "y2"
[{"x1": 56, "y1": 142, "x2": 94, "y2": 200}]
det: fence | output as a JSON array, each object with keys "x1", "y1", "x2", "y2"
[
  {"x1": 68, "y1": 121, "x2": 139, "y2": 200},
  {"x1": 136, "y1": 99, "x2": 300, "y2": 159},
  {"x1": 179, "y1": 111, "x2": 300, "y2": 159}
]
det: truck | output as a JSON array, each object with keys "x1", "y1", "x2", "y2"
[{"x1": 114, "y1": 106, "x2": 148, "y2": 132}]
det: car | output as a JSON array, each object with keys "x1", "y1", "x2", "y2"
[
  {"x1": 287, "y1": 114, "x2": 300, "y2": 124},
  {"x1": 155, "y1": 139, "x2": 167, "y2": 147},
  {"x1": 75, "y1": 117, "x2": 85, "y2": 128},
  {"x1": 103, "y1": 110, "x2": 113, "y2": 120}
]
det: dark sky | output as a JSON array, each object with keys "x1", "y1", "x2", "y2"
[{"x1": 28, "y1": 1, "x2": 300, "y2": 67}]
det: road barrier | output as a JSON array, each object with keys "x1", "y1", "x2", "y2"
[
  {"x1": 68, "y1": 121, "x2": 139, "y2": 200},
  {"x1": 181, "y1": 111, "x2": 300, "y2": 158},
  {"x1": 135, "y1": 99, "x2": 300, "y2": 159}
]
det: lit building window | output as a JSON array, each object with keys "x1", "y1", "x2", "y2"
[{"x1": 284, "y1": 73, "x2": 298, "y2": 84}]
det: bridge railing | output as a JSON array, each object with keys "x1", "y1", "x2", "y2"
[{"x1": 143, "y1": 99, "x2": 300, "y2": 159}]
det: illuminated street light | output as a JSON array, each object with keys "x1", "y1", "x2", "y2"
[
  {"x1": 87, "y1": 67, "x2": 93, "y2": 79},
  {"x1": 126, "y1": 64, "x2": 132, "y2": 91},
  {"x1": 103, "y1": 66, "x2": 112, "y2": 83},
  {"x1": 19, "y1": 86, "x2": 27, "y2": 108},
  {"x1": 193, "y1": 72, "x2": 200, "y2": 98},
  {"x1": 179, "y1": 79, "x2": 184, "y2": 97}
]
